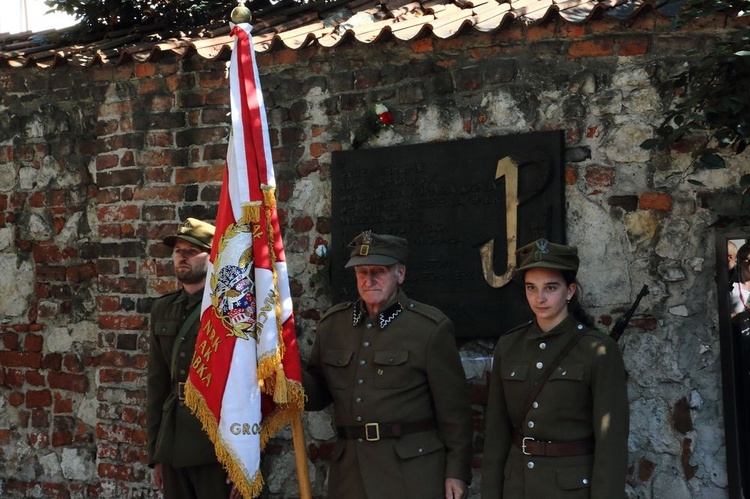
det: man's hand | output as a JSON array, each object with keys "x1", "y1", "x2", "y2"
[
  {"x1": 153, "y1": 463, "x2": 163, "y2": 491},
  {"x1": 227, "y1": 476, "x2": 243, "y2": 499},
  {"x1": 445, "y1": 477, "x2": 467, "y2": 499}
]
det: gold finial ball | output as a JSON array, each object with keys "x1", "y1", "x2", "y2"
[{"x1": 231, "y1": 6, "x2": 253, "y2": 24}]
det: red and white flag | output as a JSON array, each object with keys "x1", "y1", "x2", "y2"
[{"x1": 185, "y1": 21, "x2": 304, "y2": 499}]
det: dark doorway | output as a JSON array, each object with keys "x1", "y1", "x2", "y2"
[{"x1": 717, "y1": 230, "x2": 750, "y2": 499}]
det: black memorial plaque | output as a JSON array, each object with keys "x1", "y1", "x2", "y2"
[{"x1": 330, "y1": 131, "x2": 566, "y2": 338}]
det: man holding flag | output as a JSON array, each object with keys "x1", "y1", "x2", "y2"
[
  {"x1": 181, "y1": 10, "x2": 306, "y2": 499},
  {"x1": 146, "y1": 218, "x2": 238, "y2": 499}
]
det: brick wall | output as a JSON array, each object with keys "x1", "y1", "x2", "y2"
[{"x1": 1, "y1": 11, "x2": 748, "y2": 498}]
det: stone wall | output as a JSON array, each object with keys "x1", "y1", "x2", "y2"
[{"x1": 0, "y1": 12, "x2": 748, "y2": 498}]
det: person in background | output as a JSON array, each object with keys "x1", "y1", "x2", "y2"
[
  {"x1": 481, "y1": 238, "x2": 629, "y2": 498},
  {"x1": 729, "y1": 242, "x2": 750, "y2": 318},
  {"x1": 728, "y1": 240, "x2": 739, "y2": 286},
  {"x1": 146, "y1": 218, "x2": 239, "y2": 499},
  {"x1": 304, "y1": 230, "x2": 473, "y2": 499}
]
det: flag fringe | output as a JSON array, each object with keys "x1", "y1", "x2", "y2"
[
  {"x1": 259, "y1": 379, "x2": 305, "y2": 448},
  {"x1": 185, "y1": 381, "x2": 265, "y2": 499}
]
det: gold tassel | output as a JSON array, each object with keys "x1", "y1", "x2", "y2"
[
  {"x1": 273, "y1": 364, "x2": 288, "y2": 404},
  {"x1": 241, "y1": 202, "x2": 261, "y2": 224},
  {"x1": 261, "y1": 185, "x2": 276, "y2": 209}
]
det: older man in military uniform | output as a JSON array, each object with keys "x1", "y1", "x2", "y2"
[
  {"x1": 146, "y1": 218, "x2": 235, "y2": 499},
  {"x1": 304, "y1": 230, "x2": 473, "y2": 499}
]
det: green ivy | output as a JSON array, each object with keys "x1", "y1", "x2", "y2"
[{"x1": 640, "y1": 0, "x2": 750, "y2": 180}]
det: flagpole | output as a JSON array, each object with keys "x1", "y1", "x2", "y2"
[
  {"x1": 292, "y1": 413, "x2": 312, "y2": 499},
  {"x1": 229, "y1": 6, "x2": 312, "y2": 498}
]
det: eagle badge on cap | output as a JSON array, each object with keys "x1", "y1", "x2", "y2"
[
  {"x1": 359, "y1": 230, "x2": 372, "y2": 256},
  {"x1": 179, "y1": 219, "x2": 194, "y2": 234},
  {"x1": 536, "y1": 239, "x2": 549, "y2": 253}
]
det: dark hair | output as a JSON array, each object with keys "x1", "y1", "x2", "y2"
[{"x1": 560, "y1": 270, "x2": 595, "y2": 327}]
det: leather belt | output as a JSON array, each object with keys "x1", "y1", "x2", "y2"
[
  {"x1": 513, "y1": 433, "x2": 594, "y2": 457},
  {"x1": 337, "y1": 419, "x2": 435, "y2": 442},
  {"x1": 175, "y1": 381, "x2": 186, "y2": 401}
]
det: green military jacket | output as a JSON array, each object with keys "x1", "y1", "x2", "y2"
[
  {"x1": 481, "y1": 315, "x2": 629, "y2": 498},
  {"x1": 304, "y1": 290, "x2": 473, "y2": 498},
  {"x1": 146, "y1": 288, "x2": 217, "y2": 468}
]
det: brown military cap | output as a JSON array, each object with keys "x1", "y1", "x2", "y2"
[
  {"x1": 516, "y1": 238, "x2": 579, "y2": 272},
  {"x1": 345, "y1": 230, "x2": 408, "y2": 268},
  {"x1": 163, "y1": 218, "x2": 215, "y2": 251}
]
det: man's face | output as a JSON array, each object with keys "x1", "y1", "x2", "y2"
[
  {"x1": 173, "y1": 239, "x2": 210, "y2": 285},
  {"x1": 355, "y1": 264, "x2": 405, "y2": 313},
  {"x1": 729, "y1": 243, "x2": 738, "y2": 270}
]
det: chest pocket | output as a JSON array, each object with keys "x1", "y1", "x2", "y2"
[
  {"x1": 549, "y1": 364, "x2": 584, "y2": 381},
  {"x1": 373, "y1": 350, "x2": 409, "y2": 388},
  {"x1": 499, "y1": 362, "x2": 529, "y2": 382},
  {"x1": 323, "y1": 350, "x2": 354, "y2": 389},
  {"x1": 154, "y1": 319, "x2": 178, "y2": 337}
]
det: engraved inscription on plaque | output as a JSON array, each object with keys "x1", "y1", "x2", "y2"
[{"x1": 331, "y1": 131, "x2": 566, "y2": 338}]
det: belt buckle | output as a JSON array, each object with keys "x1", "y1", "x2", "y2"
[
  {"x1": 178, "y1": 382, "x2": 186, "y2": 401},
  {"x1": 365, "y1": 423, "x2": 380, "y2": 442},
  {"x1": 522, "y1": 437, "x2": 534, "y2": 456}
]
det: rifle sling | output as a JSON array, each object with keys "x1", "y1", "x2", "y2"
[{"x1": 515, "y1": 328, "x2": 583, "y2": 432}]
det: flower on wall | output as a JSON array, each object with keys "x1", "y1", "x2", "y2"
[{"x1": 352, "y1": 103, "x2": 393, "y2": 149}]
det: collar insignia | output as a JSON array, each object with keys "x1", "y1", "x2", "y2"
[{"x1": 352, "y1": 300, "x2": 403, "y2": 330}]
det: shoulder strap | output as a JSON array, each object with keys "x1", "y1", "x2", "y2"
[
  {"x1": 170, "y1": 306, "x2": 201, "y2": 381},
  {"x1": 515, "y1": 331, "x2": 583, "y2": 430}
]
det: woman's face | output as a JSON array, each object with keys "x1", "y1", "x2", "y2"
[
  {"x1": 739, "y1": 252, "x2": 750, "y2": 282},
  {"x1": 524, "y1": 267, "x2": 576, "y2": 332}
]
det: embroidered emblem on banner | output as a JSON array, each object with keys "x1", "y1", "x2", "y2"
[{"x1": 210, "y1": 220, "x2": 257, "y2": 341}]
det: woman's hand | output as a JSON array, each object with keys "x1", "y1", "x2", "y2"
[{"x1": 445, "y1": 477, "x2": 467, "y2": 499}]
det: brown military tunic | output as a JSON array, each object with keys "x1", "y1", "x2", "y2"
[
  {"x1": 481, "y1": 315, "x2": 629, "y2": 498},
  {"x1": 146, "y1": 288, "x2": 218, "y2": 468},
  {"x1": 304, "y1": 290, "x2": 473, "y2": 499}
]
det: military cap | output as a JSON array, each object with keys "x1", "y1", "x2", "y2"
[
  {"x1": 345, "y1": 230, "x2": 408, "y2": 268},
  {"x1": 516, "y1": 238, "x2": 579, "y2": 272},
  {"x1": 163, "y1": 218, "x2": 215, "y2": 251}
]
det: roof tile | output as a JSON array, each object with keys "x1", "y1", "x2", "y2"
[{"x1": 0, "y1": 0, "x2": 692, "y2": 69}]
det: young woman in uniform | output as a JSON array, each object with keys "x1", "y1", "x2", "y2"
[{"x1": 481, "y1": 239, "x2": 629, "y2": 498}]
